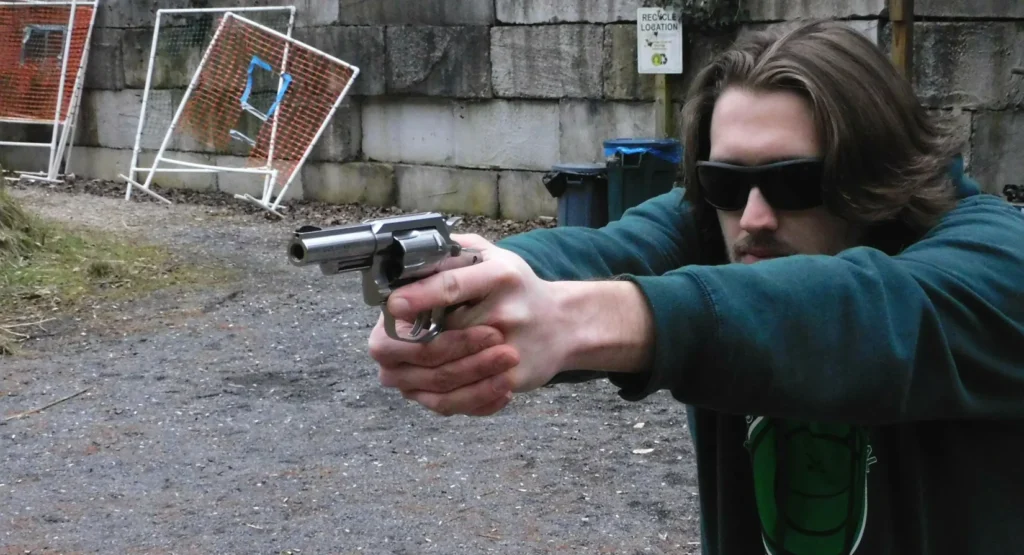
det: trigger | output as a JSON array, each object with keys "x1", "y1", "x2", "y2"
[{"x1": 410, "y1": 311, "x2": 431, "y2": 337}]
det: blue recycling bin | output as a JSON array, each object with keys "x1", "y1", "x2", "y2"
[
  {"x1": 543, "y1": 163, "x2": 609, "y2": 228},
  {"x1": 604, "y1": 138, "x2": 682, "y2": 222}
]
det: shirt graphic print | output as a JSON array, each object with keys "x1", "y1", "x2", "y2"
[{"x1": 744, "y1": 416, "x2": 878, "y2": 555}]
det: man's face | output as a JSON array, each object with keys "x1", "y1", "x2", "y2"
[{"x1": 708, "y1": 87, "x2": 861, "y2": 264}]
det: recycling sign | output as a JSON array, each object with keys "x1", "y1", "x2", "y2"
[{"x1": 637, "y1": 7, "x2": 683, "y2": 74}]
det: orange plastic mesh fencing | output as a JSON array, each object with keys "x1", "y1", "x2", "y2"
[
  {"x1": 0, "y1": 3, "x2": 94, "y2": 124},
  {"x1": 177, "y1": 13, "x2": 358, "y2": 188}
]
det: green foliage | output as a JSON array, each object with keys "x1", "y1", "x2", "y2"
[
  {"x1": 0, "y1": 183, "x2": 233, "y2": 355},
  {"x1": 641, "y1": 0, "x2": 745, "y2": 31}
]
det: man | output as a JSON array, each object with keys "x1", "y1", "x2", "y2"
[{"x1": 368, "y1": 20, "x2": 1024, "y2": 554}]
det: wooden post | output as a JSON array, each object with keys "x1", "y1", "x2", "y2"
[
  {"x1": 654, "y1": 75, "x2": 673, "y2": 139},
  {"x1": 891, "y1": 0, "x2": 914, "y2": 80}
]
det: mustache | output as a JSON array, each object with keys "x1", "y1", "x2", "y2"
[{"x1": 732, "y1": 234, "x2": 797, "y2": 259}]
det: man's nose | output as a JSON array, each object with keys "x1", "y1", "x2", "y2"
[{"x1": 739, "y1": 187, "x2": 779, "y2": 232}]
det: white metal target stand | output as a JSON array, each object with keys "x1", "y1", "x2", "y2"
[
  {"x1": 0, "y1": 0, "x2": 98, "y2": 184},
  {"x1": 121, "y1": 10, "x2": 359, "y2": 219},
  {"x1": 118, "y1": 5, "x2": 298, "y2": 212}
]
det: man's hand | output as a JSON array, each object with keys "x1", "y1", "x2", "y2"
[
  {"x1": 369, "y1": 234, "x2": 577, "y2": 416},
  {"x1": 369, "y1": 233, "x2": 656, "y2": 417},
  {"x1": 369, "y1": 317, "x2": 521, "y2": 416}
]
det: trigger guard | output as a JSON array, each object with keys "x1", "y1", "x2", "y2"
[{"x1": 382, "y1": 304, "x2": 447, "y2": 343}]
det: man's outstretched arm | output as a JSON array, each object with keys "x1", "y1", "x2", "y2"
[
  {"x1": 603, "y1": 196, "x2": 1024, "y2": 424},
  {"x1": 379, "y1": 196, "x2": 1024, "y2": 423},
  {"x1": 495, "y1": 187, "x2": 703, "y2": 281}
]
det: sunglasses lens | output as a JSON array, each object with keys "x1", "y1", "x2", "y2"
[
  {"x1": 697, "y1": 160, "x2": 823, "y2": 211},
  {"x1": 697, "y1": 165, "x2": 751, "y2": 210},
  {"x1": 758, "y1": 161, "x2": 823, "y2": 210}
]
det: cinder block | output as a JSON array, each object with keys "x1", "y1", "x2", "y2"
[
  {"x1": 198, "y1": 0, "x2": 334, "y2": 27},
  {"x1": 916, "y1": 0, "x2": 1024, "y2": 18},
  {"x1": 307, "y1": 97, "x2": 361, "y2": 163},
  {"x1": 0, "y1": 123, "x2": 49, "y2": 143},
  {"x1": 667, "y1": 28, "x2": 741, "y2": 103},
  {"x1": 136, "y1": 151, "x2": 217, "y2": 192},
  {"x1": 604, "y1": 24, "x2": 655, "y2": 101},
  {"x1": 387, "y1": 26, "x2": 492, "y2": 98},
  {"x1": 66, "y1": 147, "x2": 134, "y2": 181},
  {"x1": 559, "y1": 100, "x2": 656, "y2": 164},
  {"x1": 336, "y1": 0, "x2": 495, "y2": 25},
  {"x1": 301, "y1": 162, "x2": 396, "y2": 207},
  {"x1": 913, "y1": 23, "x2": 1024, "y2": 110},
  {"x1": 0, "y1": 147, "x2": 51, "y2": 175},
  {"x1": 94, "y1": 0, "x2": 192, "y2": 28},
  {"x1": 76, "y1": 90, "x2": 146, "y2": 150},
  {"x1": 498, "y1": 171, "x2": 557, "y2": 221},
  {"x1": 496, "y1": 0, "x2": 635, "y2": 23},
  {"x1": 396, "y1": 165, "x2": 499, "y2": 217},
  {"x1": 739, "y1": 0, "x2": 885, "y2": 20},
  {"x1": 122, "y1": 26, "x2": 206, "y2": 90},
  {"x1": 454, "y1": 100, "x2": 560, "y2": 171},
  {"x1": 294, "y1": 25, "x2": 386, "y2": 96},
  {"x1": 362, "y1": 98, "x2": 457, "y2": 165},
  {"x1": 116, "y1": 88, "x2": 235, "y2": 156},
  {"x1": 289, "y1": 0, "x2": 339, "y2": 27},
  {"x1": 971, "y1": 110, "x2": 1024, "y2": 197},
  {"x1": 84, "y1": 28, "x2": 126, "y2": 91},
  {"x1": 214, "y1": 155, "x2": 304, "y2": 201},
  {"x1": 491, "y1": 25, "x2": 605, "y2": 99},
  {"x1": 739, "y1": 19, "x2": 880, "y2": 47}
]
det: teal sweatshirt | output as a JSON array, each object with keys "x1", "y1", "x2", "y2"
[{"x1": 496, "y1": 164, "x2": 1024, "y2": 555}]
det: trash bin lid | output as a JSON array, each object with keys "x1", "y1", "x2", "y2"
[
  {"x1": 543, "y1": 163, "x2": 607, "y2": 198},
  {"x1": 550, "y1": 163, "x2": 606, "y2": 176},
  {"x1": 603, "y1": 137, "x2": 682, "y2": 164}
]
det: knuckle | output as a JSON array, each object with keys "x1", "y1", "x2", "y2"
[
  {"x1": 367, "y1": 340, "x2": 386, "y2": 363},
  {"x1": 441, "y1": 271, "x2": 462, "y2": 306},
  {"x1": 461, "y1": 328, "x2": 496, "y2": 356},
  {"x1": 492, "y1": 265, "x2": 520, "y2": 289},
  {"x1": 378, "y1": 367, "x2": 398, "y2": 388},
  {"x1": 428, "y1": 398, "x2": 454, "y2": 417},
  {"x1": 430, "y1": 366, "x2": 457, "y2": 392},
  {"x1": 490, "y1": 303, "x2": 524, "y2": 328},
  {"x1": 418, "y1": 344, "x2": 446, "y2": 368}
]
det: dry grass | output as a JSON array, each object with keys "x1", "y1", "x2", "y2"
[{"x1": 0, "y1": 183, "x2": 231, "y2": 355}]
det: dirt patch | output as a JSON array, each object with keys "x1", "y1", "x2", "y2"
[{"x1": 0, "y1": 180, "x2": 700, "y2": 554}]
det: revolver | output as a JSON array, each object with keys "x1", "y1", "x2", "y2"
[{"x1": 287, "y1": 212, "x2": 481, "y2": 343}]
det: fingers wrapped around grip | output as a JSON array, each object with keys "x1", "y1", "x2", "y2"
[
  {"x1": 369, "y1": 322, "x2": 504, "y2": 369},
  {"x1": 379, "y1": 342, "x2": 520, "y2": 394}
]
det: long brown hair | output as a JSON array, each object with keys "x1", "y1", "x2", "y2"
[{"x1": 680, "y1": 19, "x2": 965, "y2": 259}]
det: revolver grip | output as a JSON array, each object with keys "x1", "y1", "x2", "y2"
[{"x1": 382, "y1": 304, "x2": 449, "y2": 343}]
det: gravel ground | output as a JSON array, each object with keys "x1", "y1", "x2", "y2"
[{"x1": 1, "y1": 180, "x2": 701, "y2": 555}]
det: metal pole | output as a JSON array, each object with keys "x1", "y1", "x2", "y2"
[
  {"x1": 46, "y1": 0, "x2": 78, "y2": 181},
  {"x1": 126, "y1": 9, "x2": 164, "y2": 194},
  {"x1": 891, "y1": 0, "x2": 914, "y2": 81},
  {"x1": 654, "y1": 75, "x2": 673, "y2": 139}
]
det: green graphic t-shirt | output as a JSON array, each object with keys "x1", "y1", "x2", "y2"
[{"x1": 745, "y1": 416, "x2": 878, "y2": 555}]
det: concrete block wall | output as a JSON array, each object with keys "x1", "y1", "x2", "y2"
[{"x1": 1, "y1": 0, "x2": 1021, "y2": 220}]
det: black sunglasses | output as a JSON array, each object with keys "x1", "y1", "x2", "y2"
[{"x1": 696, "y1": 158, "x2": 824, "y2": 211}]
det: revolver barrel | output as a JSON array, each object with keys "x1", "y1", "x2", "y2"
[{"x1": 288, "y1": 224, "x2": 378, "y2": 271}]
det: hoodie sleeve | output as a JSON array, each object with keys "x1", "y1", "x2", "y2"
[
  {"x1": 608, "y1": 195, "x2": 1024, "y2": 424},
  {"x1": 496, "y1": 188, "x2": 703, "y2": 281},
  {"x1": 496, "y1": 188, "x2": 706, "y2": 385}
]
